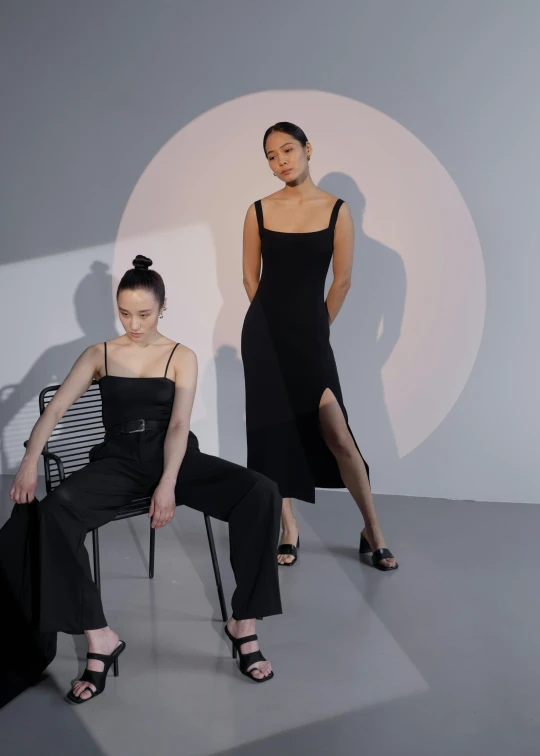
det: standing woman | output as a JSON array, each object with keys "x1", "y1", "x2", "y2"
[{"x1": 241, "y1": 122, "x2": 398, "y2": 570}]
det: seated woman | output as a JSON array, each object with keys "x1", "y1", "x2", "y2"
[{"x1": 4, "y1": 255, "x2": 281, "y2": 703}]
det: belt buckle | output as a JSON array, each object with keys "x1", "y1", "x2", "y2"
[{"x1": 129, "y1": 419, "x2": 146, "y2": 433}]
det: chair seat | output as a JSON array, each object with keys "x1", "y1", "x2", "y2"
[
  {"x1": 115, "y1": 505, "x2": 150, "y2": 520},
  {"x1": 114, "y1": 496, "x2": 186, "y2": 521},
  {"x1": 115, "y1": 497, "x2": 152, "y2": 521}
]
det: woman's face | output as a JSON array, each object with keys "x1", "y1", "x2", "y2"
[
  {"x1": 265, "y1": 132, "x2": 311, "y2": 184},
  {"x1": 117, "y1": 288, "x2": 164, "y2": 343}
]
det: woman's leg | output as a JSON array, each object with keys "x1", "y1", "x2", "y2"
[
  {"x1": 176, "y1": 450, "x2": 282, "y2": 679},
  {"x1": 176, "y1": 451, "x2": 282, "y2": 619},
  {"x1": 39, "y1": 486, "x2": 107, "y2": 635},
  {"x1": 319, "y1": 389, "x2": 397, "y2": 569},
  {"x1": 38, "y1": 456, "x2": 150, "y2": 699}
]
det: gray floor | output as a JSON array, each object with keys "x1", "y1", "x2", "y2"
[{"x1": 1, "y1": 476, "x2": 540, "y2": 756}]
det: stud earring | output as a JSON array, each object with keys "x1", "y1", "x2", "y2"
[{"x1": 273, "y1": 173, "x2": 277, "y2": 176}]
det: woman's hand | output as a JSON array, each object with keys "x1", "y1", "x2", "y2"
[
  {"x1": 148, "y1": 479, "x2": 176, "y2": 529},
  {"x1": 10, "y1": 458, "x2": 39, "y2": 504}
]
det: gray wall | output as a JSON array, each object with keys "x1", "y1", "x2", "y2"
[{"x1": 1, "y1": 0, "x2": 539, "y2": 503}]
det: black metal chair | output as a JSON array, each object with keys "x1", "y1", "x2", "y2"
[{"x1": 30, "y1": 381, "x2": 228, "y2": 622}]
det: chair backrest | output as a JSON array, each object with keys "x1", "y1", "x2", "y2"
[{"x1": 39, "y1": 381, "x2": 105, "y2": 494}]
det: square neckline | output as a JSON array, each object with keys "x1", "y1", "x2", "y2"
[
  {"x1": 262, "y1": 227, "x2": 331, "y2": 236},
  {"x1": 256, "y1": 198, "x2": 343, "y2": 236}
]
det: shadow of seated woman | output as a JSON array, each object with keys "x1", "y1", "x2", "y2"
[{"x1": 0, "y1": 262, "x2": 118, "y2": 476}]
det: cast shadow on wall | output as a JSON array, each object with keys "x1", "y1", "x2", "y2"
[
  {"x1": 318, "y1": 173, "x2": 406, "y2": 478},
  {"x1": 215, "y1": 345, "x2": 246, "y2": 463},
  {"x1": 192, "y1": 345, "x2": 246, "y2": 466},
  {"x1": 0, "y1": 261, "x2": 118, "y2": 477}
]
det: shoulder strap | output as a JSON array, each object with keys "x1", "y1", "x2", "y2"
[
  {"x1": 254, "y1": 200, "x2": 264, "y2": 236},
  {"x1": 328, "y1": 199, "x2": 344, "y2": 232},
  {"x1": 164, "y1": 343, "x2": 179, "y2": 378},
  {"x1": 103, "y1": 342, "x2": 108, "y2": 375}
]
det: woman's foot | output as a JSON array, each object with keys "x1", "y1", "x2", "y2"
[
  {"x1": 225, "y1": 618, "x2": 272, "y2": 681},
  {"x1": 278, "y1": 525, "x2": 300, "y2": 565},
  {"x1": 361, "y1": 526, "x2": 397, "y2": 569},
  {"x1": 278, "y1": 498, "x2": 298, "y2": 565},
  {"x1": 70, "y1": 627, "x2": 120, "y2": 701}
]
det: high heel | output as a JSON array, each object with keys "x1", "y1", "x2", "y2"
[
  {"x1": 359, "y1": 531, "x2": 398, "y2": 571},
  {"x1": 65, "y1": 640, "x2": 126, "y2": 704},
  {"x1": 277, "y1": 535, "x2": 300, "y2": 566},
  {"x1": 224, "y1": 624, "x2": 274, "y2": 684}
]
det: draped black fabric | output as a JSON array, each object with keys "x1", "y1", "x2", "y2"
[{"x1": 0, "y1": 501, "x2": 57, "y2": 708}]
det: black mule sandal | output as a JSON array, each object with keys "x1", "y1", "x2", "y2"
[
  {"x1": 224, "y1": 625, "x2": 274, "y2": 683},
  {"x1": 359, "y1": 532, "x2": 398, "y2": 571},
  {"x1": 277, "y1": 535, "x2": 300, "y2": 566},
  {"x1": 65, "y1": 640, "x2": 126, "y2": 704}
]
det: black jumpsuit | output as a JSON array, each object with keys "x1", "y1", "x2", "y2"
[{"x1": 1, "y1": 343, "x2": 282, "y2": 641}]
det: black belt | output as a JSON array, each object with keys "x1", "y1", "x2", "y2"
[{"x1": 106, "y1": 419, "x2": 169, "y2": 437}]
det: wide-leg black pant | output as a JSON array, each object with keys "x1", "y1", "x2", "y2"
[{"x1": 35, "y1": 431, "x2": 282, "y2": 634}]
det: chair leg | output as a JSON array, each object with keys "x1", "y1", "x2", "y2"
[
  {"x1": 149, "y1": 521, "x2": 155, "y2": 579},
  {"x1": 204, "y1": 515, "x2": 228, "y2": 622},
  {"x1": 92, "y1": 529, "x2": 101, "y2": 593}
]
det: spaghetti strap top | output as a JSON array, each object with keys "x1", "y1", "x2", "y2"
[
  {"x1": 102, "y1": 341, "x2": 179, "y2": 379},
  {"x1": 164, "y1": 343, "x2": 179, "y2": 378},
  {"x1": 96, "y1": 340, "x2": 199, "y2": 449}
]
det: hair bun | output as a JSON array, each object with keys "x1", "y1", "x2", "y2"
[{"x1": 132, "y1": 255, "x2": 153, "y2": 271}]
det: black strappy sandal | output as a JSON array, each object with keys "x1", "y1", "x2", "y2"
[
  {"x1": 224, "y1": 624, "x2": 274, "y2": 684},
  {"x1": 65, "y1": 640, "x2": 126, "y2": 704},
  {"x1": 359, "y1": 531, "x2": 398, "y2": 571},
  {"x1": 277, "y1": 535, "x2": 300, "y2": 566}
]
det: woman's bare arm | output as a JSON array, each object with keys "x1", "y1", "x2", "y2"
[
  {"x1": 242, "y1": 204, "x2": 262, "y2": 302},
  {"x1": 10, "y1": 345, "x2": 102, "y2": 503},
  {"x1": 148, "y1": 347, "x2": 197, "y2": 529},
  {"x1": 160, "y1": 348, "x2": 197, "y2": 484},
  {"x1": 326, "y1": 202, "x2": 354, "y2": 324}
]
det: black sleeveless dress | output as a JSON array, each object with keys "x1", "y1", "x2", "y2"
[{"x1": 241, "y1": 198, "x2": 369, "y2": 503}]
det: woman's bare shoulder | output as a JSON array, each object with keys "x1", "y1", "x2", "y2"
[
  {"x1": 320, "y1": 186, "x2": 338, "y2": 198},
  {"x1": 83, "y1": 342, "x2": 112, "y2": 361},
  {"x1": 258, "y1": 189, "x2": 287, "y2": 205},
  {"x1": 86, "y1": 335, "x2": 124, "y2": 350},
  {"x1": 72, "y1": 343, "x2": 106, "y2": 378},
  {"x1": 97, "y1": 335, "x2": 131, "y2": 353},
  {"x1": 167, "y1": 342, "x2": 197, "y2": 385},
  {"x1": 168, "y1": 341, "x2": 197, "y2": 364},
  {"x1": 316, "y1": 188, "x2": 341, "y2": 205}
]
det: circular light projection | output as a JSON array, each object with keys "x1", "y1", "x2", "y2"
[{"x1": 114, "y1": 90, "x2": 485, "y2": 459}]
